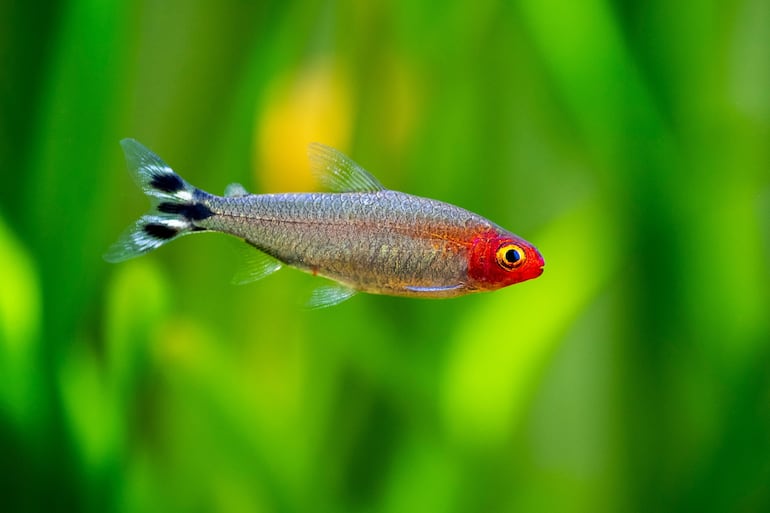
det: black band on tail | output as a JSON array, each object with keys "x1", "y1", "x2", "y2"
[
  {"x1": 104, "y1": 139, "x2": 214, "y2": 262},
  {"x1": 157, "y1": 201, "x2": 214, "y2": 221}
]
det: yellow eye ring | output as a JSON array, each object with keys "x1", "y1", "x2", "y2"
[{"x1": 496, "y1": 244, "x2": 526, "y2": 270}]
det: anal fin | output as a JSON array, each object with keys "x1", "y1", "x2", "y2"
[{"x1": 232, "y1": 242, "x2": 283, "y2": 284}]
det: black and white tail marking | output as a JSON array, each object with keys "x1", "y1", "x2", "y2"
[{"x1": 104, "y1": 139, "x2": 213, "y2": 263}]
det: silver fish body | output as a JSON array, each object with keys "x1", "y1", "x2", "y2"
[
  {"x1": 105, "y1": 139, "x2": 544, "y2": 307},
  {"x1": 198, "y1": 190, "x2": 497, "y2": 297}
]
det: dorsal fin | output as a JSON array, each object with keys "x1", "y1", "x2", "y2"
[{"x1": 307, "y1": 143, "x2": 386, "y2": 193}]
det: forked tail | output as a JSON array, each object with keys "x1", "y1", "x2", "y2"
[{"x1": 104, "y1": 139, "x2": 213, "y2": 262}]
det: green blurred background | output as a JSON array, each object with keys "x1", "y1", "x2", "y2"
[{"x1": 1, "y1": 0, "x2": 769, "y2": 512}]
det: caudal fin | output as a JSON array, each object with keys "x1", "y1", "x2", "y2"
[{"x1": 104, "y1": 139, "x2": 213, "y2": 263}]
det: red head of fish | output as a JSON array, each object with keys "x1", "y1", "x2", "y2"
[{"x1": 466, "y1": 229, "x2": 545, "y2": 291}]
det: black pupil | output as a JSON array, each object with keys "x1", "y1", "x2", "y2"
[{"x1": 505, "y1": 249, "x2": 521, "y2": 264}]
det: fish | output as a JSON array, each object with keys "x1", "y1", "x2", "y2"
[{"x1": 105, "y1": 139, "x2": 544, "y2": 307}]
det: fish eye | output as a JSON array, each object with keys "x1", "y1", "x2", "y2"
[{"x1": 496, "y1": 243, "x2": 526, "y2": 270}]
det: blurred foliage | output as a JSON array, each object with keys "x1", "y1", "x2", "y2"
[{"x1": 1, "y1": 0, "x2": 769, "y2": 512}]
